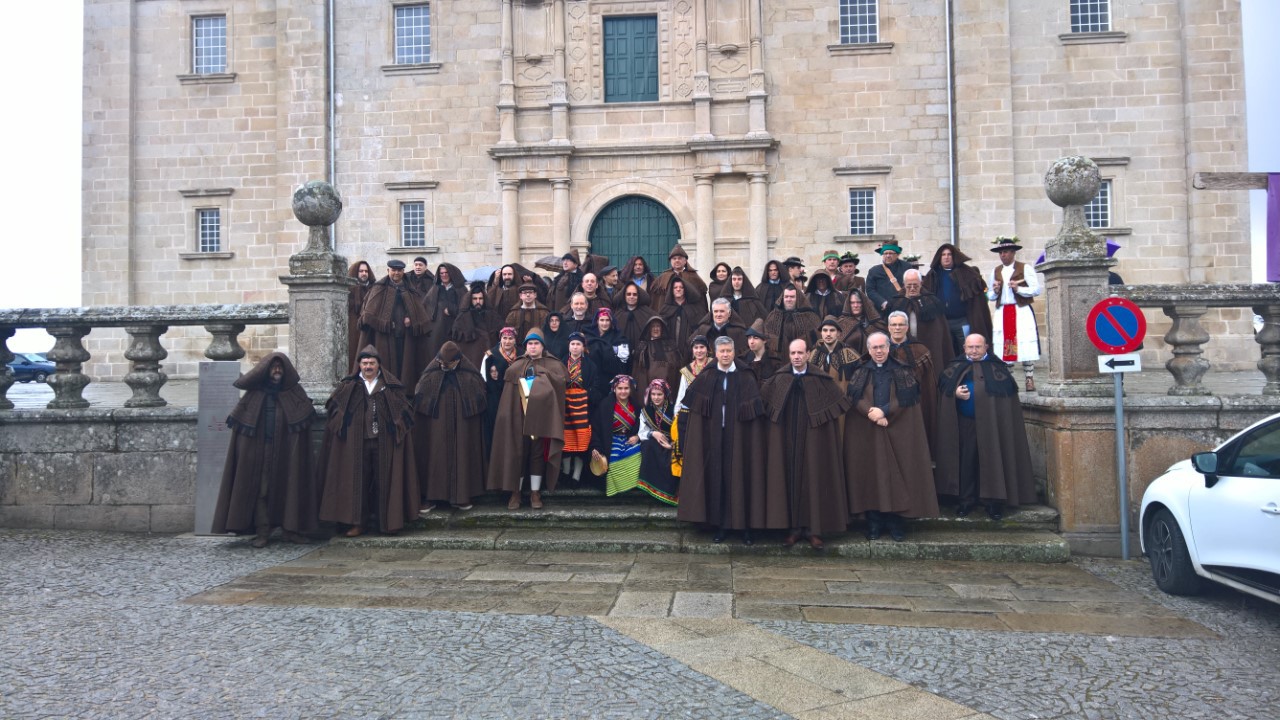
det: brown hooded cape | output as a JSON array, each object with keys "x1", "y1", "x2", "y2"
[
  {"x1": 632, "y1": 315, "x2": 681, "y2": 395},
  {"x1": 347, "y1": 262, "x2": 376, "y2": 368},
  {"x1": 611, "y1": 284, "x2": 657, "y2": 350},
  {"x1": 422, "y1": 263, "x2": 467, "y2": 363},
  {"x1": 886, "y1": 289, "x2": 956, "y2": 368},
  {"x1": 211, "y1": 352, "x2": 317, "y2": 535},
  {"x1": 451, "y1": 284, "x2": 504, "y2": 368},
  {"x1": 675, "y1": 360, "x2": 775, "y2": 530},
  {"x1": 933, "y1": 356, "x2": 1037, "y2": 506},
  {"x1": 923, "y1": 244, "x2": 994, "y2": 342},
  {"x1": 836, "y1": 288, "x2": 884, "y2": 356},
  {"x1": 358, "y1": 275, "x2": 433, "y2": 381},
  {"x1": 486, "y1": 353, "x2": 568, "y2": 493},
  {"x1": 763, "y1": 292, "x2": 821, "y2": 356},
  {"x1": 719, "y1": 269, "x2": 768, "y2": 329},
  {"x1": 761, "y1": 364, "x2": 852, "y2": 534},
  {"x1": 413, "y1": 344, "x2": 489, "y2": 506},
  {"x1": 317, "y1": 362, "x2": 420, "y2": 533},
  {"x1": 842, "y1": 359, "x2": 939, "y2": 519}
]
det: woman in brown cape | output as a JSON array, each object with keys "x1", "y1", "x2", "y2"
[
  {"x1": 720, "y1": 267, "x2": 768, "y2": 329},
  {"x1": 211, "y1": 352, "x2": 317, "y2": 547},
  {"x1": 422, "y1": 262, "x2": 467, "y2": 362},
  {"x1": 414, "y1": 341, "x2": 488, "y2": 512},
  {"x1": 836, "y1": 288, "x2": 884, "y2": 357},
  {"x1": 706, "y1": 261, "x2": 733, "y2": 302},
  {"x1": 347, "y1": 260, "x2": 376, "y2": 367}
]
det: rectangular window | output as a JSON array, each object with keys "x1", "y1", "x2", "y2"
[
  {"x1": 197, "y1": 208, "x2": 222, "y2": 252},
  {"x1": 192, "y1": 15, "x2": 227, "y2": 74},
  {"x1": 401, "y1": 202, "x2": 426, "y2": 247},
  {"x1": 395, "y1": 4, "x2": 432, "y2": 64},
  {"x1": 840, "y1": 0, "x2": 880, "y2": 44},
  {"x1": 603, "y1": 15, "x2": 659, "y2": 103},
  {"x1": 1084, "y1": 180, "x2": 1112, "y2": 229},
  {"x1": 1070, "y1": 0, "x2": 1110, "y2": 33},
  {"x1": 848, "y1": 189, "x2": 876, "y2": 235}
]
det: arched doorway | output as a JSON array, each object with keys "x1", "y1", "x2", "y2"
[{"x1": 587, "y1": 195, "x2": 680, "y2": 272}]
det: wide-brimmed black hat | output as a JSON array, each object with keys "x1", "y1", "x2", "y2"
[{"x1": 990, "y1": 236, "x2": 1023, "y2": 252}]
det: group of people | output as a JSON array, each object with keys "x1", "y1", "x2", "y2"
[{"x1": 211, "y1": 237, "x2": 1042, "y2": 549}]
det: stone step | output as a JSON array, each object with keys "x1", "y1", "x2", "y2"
[
  {"x1": 334, "y1": 526, "x2": 1071, "y2": 563},
  {"x1": 417, "y1": 499, "x2": 1061, "y2": 533}
]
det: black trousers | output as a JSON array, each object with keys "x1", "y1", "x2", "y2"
[{"x1": 956, "y1": 415, "x2": 981, "y2": 506}]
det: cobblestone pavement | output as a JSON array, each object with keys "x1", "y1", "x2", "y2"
[{"x1": 2, "y1": 530, "x2": 1277, "y2": 719}]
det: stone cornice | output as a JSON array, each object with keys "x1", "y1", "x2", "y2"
[
  {"x1": 384, "y1": 181, "x2": 439, "y2": 192},
  {"x1": 178, "y1": 188, "x2": 234, "y2": 198},
  {"x1": 827, "y1": 42, "x2": 895, "y2": 57},
  {"x1": 1058, "y1": 31, "x2": 1128, "y2": 46},
  {"x1": 177, "y1": 73, "x2": 237, "y2": 85},
  {"x1": 380, "y1": 62, "x2": 442, "y2": 76},
  {"x1": 833, "y1": 165, "x2": 892, "y2": 177}
]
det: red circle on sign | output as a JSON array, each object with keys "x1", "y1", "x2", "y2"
[{"x1": 1086, "y1": 297, "x2": 1147, "y2": 354}]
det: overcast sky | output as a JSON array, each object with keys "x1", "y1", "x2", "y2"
[{"x1": 0, "y1": 1, "x2": 1275, "y2": 352}]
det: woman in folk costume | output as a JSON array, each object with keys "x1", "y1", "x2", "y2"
[
  {"x1": 674, "y1": 335, "x2": 712, "y2": 410},
  {"x1": 986, "y1": 236, "x2": 1042, "y2": 392},
  {"x1": 592, "y1": 374, "x2": 643, "y2": 497},
  {"x1": 560, "y1": 332, "x2": 602, "y2": 485},
  {"x1": 585, "y1": 306, "x2": 630, "y2": 378},
  {"x1": 837, "y1": 287, "x2": 885, "y2": 357},
  {"x1": 637, "y1": 378, "x2": 679, "y2": 506}
]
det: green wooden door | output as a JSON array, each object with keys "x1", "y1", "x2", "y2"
[
  {"x1": 588, "y1": 196, "x2": 681, "y2": 271},
  {"x1": 603, "y1": 16, "x2": 658, "y2": 103}
]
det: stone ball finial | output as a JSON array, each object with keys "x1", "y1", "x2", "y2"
[
  {"x1": 1044, "y1": 156, "x2": 1101, "y2": 208},
  {"x1": 292, "y1": 181, "x2": 343, "y2": 227}
]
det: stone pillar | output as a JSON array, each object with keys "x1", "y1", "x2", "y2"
[
  {"x1": 694, "y1": 174, "x2": 715, "y2": 271},
  {"x1": 552, "y1": 178, "x2": 571, "y2": 258},
  {"x1": 279, "y1": 181, "x2": 352, "y2": 402},
  {"x1": 745, "y1": 0, "x2": 769, "y2": 140},
  {"x1": 46, "y1": 325, "x2": 92, "y2": 410},
  {"x1": 1255, "y1": 303, "x2": 1280, "y2": 396},
  {"x1": 1036, "y1": 156, "x2": 1113, "y2": 398},
  {"x1": 203, "y1": 324, "x2": 247, "y2": 361},
  {"x1": 748, "y1": 172, "x2": 769, "y2": 278},
  {"x1": 497, "y1": 0, "x2": 517, "y2": 146},
  {"x1": 501, "y1": 180, "x2": 521, "y2": 264},
  {"x1": 0, "y1": 326, "x2": 15, "y2": 410},
  {"x1": 691, "y1": 0, "x2": 712, "y2": 141},
  {"x1": 122, "y1": 324, "x2": 169, "y2": 408},
  {"x1": 549, "y1": 0, "x2": 570, "y2": 146}
]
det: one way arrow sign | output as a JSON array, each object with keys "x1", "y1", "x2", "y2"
[{"x1": 1098, "y1": 353, "x2": 1142, "y2": 374}]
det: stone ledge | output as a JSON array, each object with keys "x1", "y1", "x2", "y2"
[
  {"x1": 177, "y1": 72, "x2": 237, "y2": 85},
  {"x1": 0, "y1": 304, "x2": 287, "y2": 328},
  {"x1": 179, "y1": 252, "x2": 236, "y2": 261},
  {"x1": 380, "y1": 62, "x2": 442, "y2": 76},
  {"x1": 387, "y1": 246, "x2": 440, "y2": 255},
  {"x1": 1058, "y1": 31, "x2": 1128, "y2": 45},
  {"x1": 827, "y1": 42, "x2": 895, "y2": 56}
]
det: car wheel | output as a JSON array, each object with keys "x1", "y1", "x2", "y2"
[
  {"x1": 1146, "y1": 508, "x2": 1203, "y2": 596},
  {"x1": 34, "y1": 373, "x2": 48, "y2": 383}
]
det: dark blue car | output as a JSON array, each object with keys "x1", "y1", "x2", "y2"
[{"x1": 7, "y1": 353, "x2": 55, "y2": 383}]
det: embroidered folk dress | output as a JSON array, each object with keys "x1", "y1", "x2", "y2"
[{"x1": 987, "y1": 261, "x2": 1042, "y2": 362}]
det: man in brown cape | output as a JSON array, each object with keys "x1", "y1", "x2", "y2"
[
  {"x1": 659, "y1": 276, "x2": 708, "y2": 360},
  {"x1": 649, "y1": 244, "x2": 709, "y2": 312},
  {"x1": 762, "y1": 339, "x2": 851, "y2": 549},
  {"x1": 675, "y1": 336, "x2": 772, "y2": 545},
  {"x1": 922, "y1": 243, "x2": 992, "y2": 355},
  {"x1": 318, "y1": 345, "x2": 419, "y2": 537},
  {"x1": 763, "y1": 285, "x2": 821, "y2": 357},
  {"x1": 843, "y1": 332, "x2": 939, "y2": 542},
  {"x1": 414, "y1": 341, "x2": 488, "y2": 513},
  {"x1": 347, "y1": 260, "x2": 376, "y2": 368},
  {"x1": 487, "y1": 329, "x2": 568, "y2": 510},
  {"x1": 422, "y1": 262, "x2": 466, "y2": 361},
  {"x1": 211, "y1": 352, "x2": 317, "y2": 548},
  {"x1": 740, "y1": 319, "x2": 781, "y2": 382},
  {"x1": 934, "y1": 334, "x2": 1037, "y2": 520},
  {"x1": 548, "y1": 250, "x2": 585, "y2": 311},
  {"x1": 359, "y1": 258, "x2": 432, "y2": 383},
  {"x1": 405, "y1": 256, "x2": 435, "y2": 295},
  {"x1": 452, "y1": 281, "x2": 504, "y2": 367},
  {"x1": 693, "y1": 298, "x2": 748, "y2": 355},
  {"x1": 833, "y1": 252, "x2": 865, "y2": 294},
  {"x1": 504, "y1": 282, "x2": 551, "y2": 349},
  {"x1": 885, "y1": 269, "x2": 955, "y2": 368}
]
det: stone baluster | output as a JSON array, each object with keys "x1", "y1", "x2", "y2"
[
  {"x1": 0, "y1": 326, "x2": 14, "y2": 410},
  {"x1": 46, "y1": 325, "x2": 92, "y2": 409},
  {"x1": 1161, "y1": 304, "x2": 1211, "y2": 396},
  {"x1": 204, "y1": 323, "x2": 246, "y2": 361},
  {"x1": 1254, "y1": 303, "x2": 1280, "y2": 396},
  {"x1": 123, "y1": 324, "x2": 169, "y2": 408}
]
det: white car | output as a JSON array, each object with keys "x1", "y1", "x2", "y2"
[{"x1": 1140, "y1": 412, "x2": 1280, "y2": 604}]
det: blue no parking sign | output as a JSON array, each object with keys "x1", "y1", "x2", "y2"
[{"x1": 1086, "y1": 297, "x2": 1147, "y2": 354}]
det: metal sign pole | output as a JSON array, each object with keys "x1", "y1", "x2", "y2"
[{"x1": 1115, "y1": 372, "x2": 1130, "y2": 560}]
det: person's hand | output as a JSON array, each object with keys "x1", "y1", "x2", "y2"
[
  {"x1": 876, "y1": 417, "x2": 888, "y2": 427},
  {"x1": 992, "y1": 280, "x2": 1003, "y2": 295},
  {"x1": 867, "y1": 407, "x2": 885, "y2": 423},
  {"x1": 956, "y1": 385, "x2": 971, "y2": 400},
  {"x1": 403, "y1": 317, "x2": 412, "y2": 327},
  {"x1": 627, "y1": 435, "x2": 639, "y2": 446}
]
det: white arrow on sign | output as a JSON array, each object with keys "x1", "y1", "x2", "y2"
[{"x1": 1098, "y1": 353, "x2": 1142, "y2": 374}]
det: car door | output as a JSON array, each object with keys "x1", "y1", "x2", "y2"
[{"x1": 1187, "y1": 420, "x2": 1280, "y2": 575}]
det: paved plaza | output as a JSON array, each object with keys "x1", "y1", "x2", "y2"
[{"x1": 1, "y1": 529, "x2": 1276, "y2": 719}]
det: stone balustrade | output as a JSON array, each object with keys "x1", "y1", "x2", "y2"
[
  {"x1": 1109, "y1": 284, "x2": 1280, "y2": 396},
  {"x1": 0, "y1": 304, "x2": 287, "y2": 410}
]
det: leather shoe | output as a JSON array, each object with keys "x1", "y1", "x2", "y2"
[
  {"x1": 530, "y1": 491, "x2": 544, "y2": 509},
  {"x1": 865, "y1": 524, "x2": 882, "y2": 541},
  {"x1": 282, "y1": 530, "x2": 312, "y2": 545},
  {"x1": 783, "y1": 532, "x2": 801, "y2": 547},
  {"x1": 986, "y1": 503, "x2": 1004, "y2": 521},
  {"x1": 742, "y1": 530, "x2": 754, "y2": 546},
  {"x1": 809, "y1": 535, "x2": 824, "y2": 550},
  {"x1": 956, "y1": 503, "x2": 973, "y2": 518},
  {"x1": 251, "y1": 533, "x2": 269, "y2": 549},
  {"x1": 889, "y1": 526, "x2": 905, "y2": 542},
  {"x1": 712, "y1": 529, "x2": 726, "y2": 543},
  {"x1": 507, "y1": 492, "x2": 521, "y2": 510},
  {"x1": 344, "y1": 526, "x2": 363, "y2": 538}
]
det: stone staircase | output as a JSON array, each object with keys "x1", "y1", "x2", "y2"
[{"x1": 336, "y1": 485, "x2": 1071, "y2": 563}]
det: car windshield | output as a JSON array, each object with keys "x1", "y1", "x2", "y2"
[{"x1": 19, "y1": 353, "x2": 45, "y2": 363}]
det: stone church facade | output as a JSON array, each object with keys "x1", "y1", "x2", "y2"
[{"x1": 83, "y1": 0, "x2": 1251, "y2": 378}]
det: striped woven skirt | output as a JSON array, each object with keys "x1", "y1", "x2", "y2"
[
  {"x1": 605, "y1": 435, "x2": 643, "y2": 496},
  {"x1": 563, "y1": 386, "x2": 591, "y2": 453}
]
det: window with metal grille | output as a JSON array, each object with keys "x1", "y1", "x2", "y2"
[
  {"x1": 197, "y1": 208, "x2": 222, "y2": 252},
  {"x1": 1084, "y1": 180, "x2": 1112, "y2": 228},
  {"x1": 840, "y1": 0, "x2": 879, "y2": 44},
  {"x1": 848, "y1": 189, "x2": 876, "y2": 235},
  {"x1": 603, "y1": 16, "x2": 659, "y2": 103},
  {"x1": 193, "y1": 15, "x2": 227, "y2": 74},
  {"x1": 1070, "y1": 0, "x2": 1110, "y2": 33},
  {"x1": 401, "y1": 202, "x2": 426, "y2": 247},
  {"x1": 395, "y1": 4, "x2": 431, "y2": 64}
]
